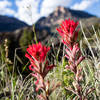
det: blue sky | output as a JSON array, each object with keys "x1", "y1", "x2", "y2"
[{"x1": 0, "y1": 0, "x2": 100, "y2": 25}]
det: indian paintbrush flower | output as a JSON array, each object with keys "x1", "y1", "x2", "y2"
[
  {"x1": 57, "y1": 18, "x2": 85, "y2": 100},
  {"x1": 25, "y1": 42, "x2": 50, "y2": 63},
  {"x1": 25, "y1": 42, "x2": 60, "y2": 100},
  {"x1": 56, "y1": 18, "x2": 79, "y2": 49}
]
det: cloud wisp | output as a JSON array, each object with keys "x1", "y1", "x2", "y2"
[
  {"x1": 15, "y1": 0, "x2": 41, "y2": 25},
  {"x1": 0, "y1": 0, "x2": 16, "y2": 15},
  {"x1": 71, "y1": 0, "x2": 98, "y2": 10}
]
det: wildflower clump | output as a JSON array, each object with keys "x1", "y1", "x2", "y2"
[
  {"x1": 25, "y1": 42, "x2": 60, "y2": 100},
  {"x1": 57, "y1": 18, "x2": 85, "y2": 100},
  {"x1": 56, "y1": 18, "x2": 79, "y2": 49}
]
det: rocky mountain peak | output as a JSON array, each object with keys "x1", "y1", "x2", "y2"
[
  {"x1": 54, "y1": 6, "x2": 66, "y2": 16},
  {"x1": 36, "y1": 6, "x2": 95, "y2": 28}
]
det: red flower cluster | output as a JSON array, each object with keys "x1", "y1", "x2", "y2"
[
  {"x1": 57, "y1": 19, "x2": 84, "y2": 73},
  {"x1": 57, "y1": 18, "x2": 85, "y2": 73},
  {"x1": 25, "y1": 42, "x2": 55, "y2": 93},
  {"x1": 57, "y1": 18, "x2": 79, "y2": 49},
  {"x1": 57, "y1": 18, "x2": 85, "y2": 100},
  {"x1": 25, "y1": 42, "x2": 50, "y2": 63}
]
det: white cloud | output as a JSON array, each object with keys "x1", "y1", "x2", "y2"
[
  {"x1": 0, "y1": 0, "x2": 16, "y2": 15},
  {"x1": 0, "y1": 8, "x2": 16, "y2": 15},
  {"x1": 71, "y1": 0, "x2": 98, "y2": 10},
  {"x1": 15, "y1": 0, "x2": 41, "y2": 25},
  {"x1": 15, "y1": 0, "x2": 71, "y2": 25}
]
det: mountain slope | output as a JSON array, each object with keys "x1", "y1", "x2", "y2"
[
  {"x1": 36, "y1": 6, "x2": 95, "y2": 28},
  {"x1": 0, "y1": 15, "x2": 28, "y2": 32}
]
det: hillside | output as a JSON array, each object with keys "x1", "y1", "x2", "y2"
[
  {"x1": 0, "y1": 15, "x2": 28, "y2": 32},
  {"x1": 35, "y1": 6, "x2": 99, "y2": 34},
  {"x1": 36, "y1": 6, "x2": 95, "y2": 27}
]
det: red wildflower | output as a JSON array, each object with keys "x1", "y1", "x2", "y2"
[
  {"x1": 25, "y1": 42, "x2": 56, "y2": 97},
  {"x1": 56, "y1": 18, "x2": 79, "y2": 49},
  {"x1": 57, "y1": 18, "x2": 85, "y2": 99},
  {"x1": 25, "y1": 42, "x2": 50, "y2": 63}
]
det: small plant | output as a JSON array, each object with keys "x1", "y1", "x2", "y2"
[
  {"x1": 25, "y1": 42, "x2": 61, "y2": 100},
  {"x1": 56, "y1": 18, "x2": 95, "y2": 100}
]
